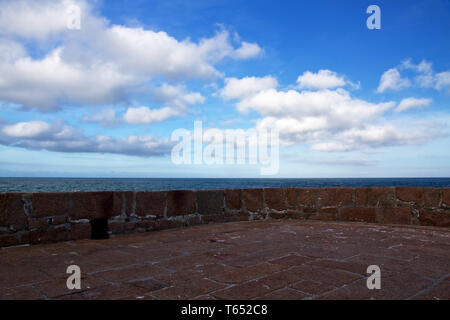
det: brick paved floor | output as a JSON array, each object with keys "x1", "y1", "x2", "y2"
[{"x1": 1, "y1": 220, "x2": 449, "y2": 300}]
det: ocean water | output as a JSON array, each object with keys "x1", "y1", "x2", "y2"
[{"x1": 0, "y1": 177, "x2": 450, "y2": 193}]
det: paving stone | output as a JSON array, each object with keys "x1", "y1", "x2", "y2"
[
  {"x1": 212, "y1": 280, "x2": 273, "y2": 300},
  {"x1": 151, "y1": 278, "x2": 225, "y2": 299},
  {"x1": 259, "y1": 287, "x2": 309, "y2": 300},
  {"x1": 0, "y1": 220, "x2": 449, "y2": 300}
]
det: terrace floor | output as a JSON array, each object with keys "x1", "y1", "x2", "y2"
[{"x1": 1, "y1": 220, "x2": 449, "y2": 300}]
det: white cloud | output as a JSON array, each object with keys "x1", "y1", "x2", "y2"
[
  {"x1": 121, "y1": 83, "x2": 205, "y2": 125},
  {"x1": 2, "y1": 121, "x2": 52, "y2": 138},
  {"x1": 81, "y1": 84, "x2": 205, "y2": 126},
  {"x1": 414, "y1": 74, "x2": 435, "y2": 88},
  {"x1": 220, "y1": 75, "x2": 443, "y2": 152},
  {"x1": 376, "y1": 68, "x2": 411, "y2": 93},
  {"x1": 100, "y1": 27, "x2": 252, "y2": 80},
  {"x1": 235, "y1": 86, "x2": 393, "y2": 123},
  {"x1": 0, "y1": 0, "x2": 262, "y2": 111},
  {"x1": 150, "y1": 83, "x2": 205, "y2": 109},
  {"x1": 296, "y1": 70, "x2": 347, "y2": 90},
  {"x1": 0, "y1": 48, "x2": 134, "y2": 110},
  {"x1": 220, "y1": 76, "x2": 278, "y2": 100},
  {"x1": 0, "y1": 39, "x2": 26, "y2": 62},
  {"x1": 0, "y1": 0, "x2": 84, "y2": 40},
  {"x1": 435, "y1": 71, "x2": 450, "y2": 91},
  {"x1": 402, "y1": 59, "x2": 433, "y2": 75},
  {"x1": 311, "y1": 124, "x2": 442, "y2": 152},
  {"x1": 0, "y1": 120, "x2": 172, "y2": 157},
  {"x1": 233, "y1": 41, "x2": 263, "y2": 59},
  {"x1": 123, "y1": 106, "x2": 180, "y2": 125},
  {"x1": 395, "y1": 97, "x2": 432, "y2": 113},
  {"x1": 378, "y1": 59, "x2": 450, "y2": 92}
]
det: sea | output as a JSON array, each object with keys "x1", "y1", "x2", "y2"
[{"x1": 1, "y1": 177, "x2": 450, "y2": 193}]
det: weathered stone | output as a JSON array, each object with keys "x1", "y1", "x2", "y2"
[
  {"x1": 319, "y1": 207, "x2": 338, "y2": 215},
  {"x1": 265, "y1": 188, "x2": 286, "y2": 211},
  {"x1": 202, "y1": 214, "x2": 227, "y2": 224},
  {"x1": 381, "y1": 207, "x2": 411, "y2": 225},
  {"x1": 396, "y1": 187, "x2": 423, "y2": 204},
  {"x1": 303, "y1": 206, "x2": 318, "y2": 214},
  {"x1": 112, "y1": 192, "x2": 130, "y2": 216},
  {"x1": 32, "y1": 192, "x2": 70, "y2": 218},
  {"x1": 29, "y1": 216, "x2": 67, "y2": 230},
  {"x1": 153, "y1": 219, "x2": 183, "y2": 230},
  {"x1": 424, "y1": 188, "x2": 440, "y2": 208},
  {"x1": 135, "y1": 191, "x2": 165, "y2": 217},
  {"x1": 197, "y1": 190, "x2": 224, "y2": 215},
  {"x1": 340, "y1": 207, "x2": 376, "y2": 223},
  {"x1": 242, "y1": 189, "x2": 263, "y2": 212},
  {"x1": 71, "y1": 223, "x2": 91, "y2": 240},
  {"x1": 71, "y1": 192, "x2": 114, "y2": 220},
  {"x1": 0, "y1": 233, "x2": 22, "y2": 247},
  {"x1": 224, "y1": 189, "x2": 241, "y2": 210},
  {"x1": 442, "y1": 188, "x2": 450, "y2": 207},
  {"x1": 1, "y1": 187, "x2": 450, "y2": 248},
  {"x1": 319, "y1": 188, "x2": 353, "y2": 207},
  {"x1": 367, "y1": 187, "x2": 396, "y2": 207},
  {"x1": 308, "y1": 213, "x2": 337, "y2": 221},
  {"x1": 355, "y1": 188, "x2": 368, "y2": 206},
  {"x1": 29, "y1": 226, "x2": 68, "y2": 244},
  {"x1": 286, "y1": 188, "x2": 298, "y2": 209},
  {"x1": 268, "y1": 211, "x2": 286, "y2": 219},
  {"x1": 286, "y1": 210, "x2": 306, "y2": 220},
  {"x1": 419, "y1": 209, "x2": 450, "y2": 227},
  {"x1": 298, "y1": 188, "x2": 319, "y2": 208},
  {"x1": 167, "y1": 190, "x2": 196, "y2": 217},
  {"x1": 0, "y1": 193, "x2": 28, "y2": 228}
]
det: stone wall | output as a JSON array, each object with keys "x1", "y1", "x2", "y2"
[{"x1": 1, "y1": 187, "x2": 449, "y2": 247}]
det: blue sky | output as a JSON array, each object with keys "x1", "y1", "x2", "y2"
[{"x1": 0, "y1": 0, "x2": 449, "y2": 177}]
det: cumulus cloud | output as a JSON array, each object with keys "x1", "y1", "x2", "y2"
[
  {"x1": 81, "y1": 83, "x2": 206, "y2": 126},
  {"x1": 0, "y1": 0, "x2": 262, "y2": 111},
  {"x1": 220, "y1": 76, "x2": 278, "y2": 100},
  {"x1": 395, "y1": 97, "x2": 432, "y2": 113},
  {"x1": 0, "y1": 48, "x2": 134, "y2": 110},
  {"x1": 0, "y1": 120, "x2": 172, "y2": 157},
  {"x1": 220, "y1": 74, "x2": 443, "y2": 152},
  {"x1": 0, "y1": 0, "x2": 82, "y2": 40},
  {"x1": 377, "y1": 59, "x2": 450, "y2": 93},
  {"x1": 150, "y1": 84, "x2": 205, "y2": 109},
  {"x1": 435, "y1": 71, "x2": 450, "y2": 91},
  {"x1": 2, "y1": 121, "x2": 52, "y2": 138},
  {"x1": 233, "y1": 41, "x2": 263, "y2": 59},
  {"x1": 402, "y1": 59, "x2": 433, "y2": 75},
  {"x1": 123, "y1": 106, "x2": 180, "y2": 125},
  {"x1": 235, "y1": 86, "x2": 393, "y2": 121},
  {"x1": 99, "y1": 26, "x2": 260, "y2": 80},
  {"x1": 122, "y1": 84, "x2": 205, "y2": 124},
  {"x1": 310, "y1": 124, "x2": 443, "y2": 152},
  {"x1": 376, "y1": 68, "x2": 411, "y2": 93},
  {"x1": 0, "y1": 39, "x2": 26, "y2": 62},
  {"x1": 296, "y1": 70, "x2": 347, "y2": 90}
]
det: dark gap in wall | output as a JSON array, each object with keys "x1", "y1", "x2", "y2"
[{"x1": 90, "y1": 218, "x2": 109, "y2": 240}]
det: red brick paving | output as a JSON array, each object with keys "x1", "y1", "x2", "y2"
[{"x1": 0, "y1": 220, "x2": 449, "y2": 300}]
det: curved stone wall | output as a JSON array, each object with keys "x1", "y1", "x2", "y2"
[{"x1": 1, "y1": 187, "x2": 449, "y2": 247}]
